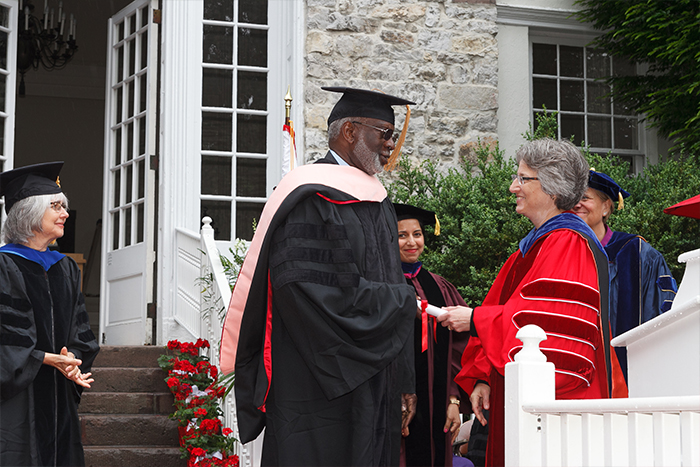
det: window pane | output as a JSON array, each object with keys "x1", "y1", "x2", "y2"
[
  {"x1": 203, "y1": 25, "x2": 233, "y2": 64},
  {"x1": 128, "y1": 80, "x2": 135, "y2": 118},
  {"x1": 560, "y1": 80, "x2": 584, "y2": 112},
  {"x1": 117, "y1": 45, "x2": 124, "y2": 82},
  {"x1": 0, "y1": 6, "x2": 8, "y2": 28},
  {"x1": 129, "y1": 39, "x2": 136, "y2": 76},
  {"x1": 201, "y1": 155, "x2": 232, "y2": 195},
  {"x1": 237, "y1": 114, "x2": 266, "y2": 153},
  {"x1": 613, "y1": 98, "x2": 634, "y2": 116},
  {"x1": 588, "y1": 82, "x2": 611, "y2": 114},
  {"x1": 127, "y1": 122, "x2": 134, "y2": 160},
  {"x1": 140, "y1": 31, "x2": 148, "y2": 70},
  {"x1": 239, "y1": 0, "x2": 267, "y2": 24},
  {"x1": 560, "y1": 46, "x2": 583, "y2": 78},
  {"x1": 588, "y1": 116, "x2": 612, "y2": 148},
  {"x1": 114, "y1": 128, "x2": 122, "y2": 166},
  {"x1": 201, "y1": 200, "x2": 231, "y2": 240},
  {"x1": 141, "y1": 6, "x2": 149, "y2": 27},
  {"x1": 614, "y1": 118, "x2": 638, "y2": 150},
  {"x1": 116, "y1": 86, "x2": 123, "y2": 123},
  {"x1": 137, "y1": 203, "x2": 144, "y2": 243},
  {"x1": 202, "y1": 112, "x2": 232, "y2": 151},
  {"x1": 613, "y1": 56, "x2": 635, "y2": 77},
  {"x1": 0, "y1": 75, "x2": 5, "y2": 112},
  {"x1": 205, "y1": 0, "x2": 233, "y2": 21},
  {"x1": 138, "y1": 159, "x2": 145, "y2": 199},
  {"x1": 140, "y1": 74, "x2": 147, "y2": 112},
  {"x1": 238, "y1": 28, "x2": 267, "y2": 67},
  {"x1": 125, "y1": 207, "x2": 132, "y2": 247},
  {"x1": 237, "y1": 71, "x2": 267, "y2": 110},
  {"x1": 126, "y1": 164, "x2": 133, "y2": 203},
  {"x1": 560, "y1": 114, "x2": 584, "y2": 145},
  {"x1": 112, "y1": 212, "x2": 120, "y2": 250},
  {"x1": 236, "y1": 202, "x2": 264, "y2": 241},
  {"x1": 586, "y1": 48, "x2": 610, "y2": 79},
  {"x1": 236, "y1": 158, "x2": 266, "y2": 197},
  {"x1": 532, "y1": 43, "x2": 556, "y2": 76},
  {"x1": 0, "y1": 31, "x2": 7, "y2": 70},
  {"x1": 138, "y1": 117, "x2": 146, "y2": 156},
  {"x1": 203, "y1": 68, "x2": 233, "y2": 108},
  {"x1": 533, "y1": 78, "x2": 557, "y2": 110},
  {"x1": 113, "y1": 170, "x2": 121, "y2": 208}
]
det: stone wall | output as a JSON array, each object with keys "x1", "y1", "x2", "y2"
[{"x1": 303, "y1": 0, "x2": 499, "y2": 170}]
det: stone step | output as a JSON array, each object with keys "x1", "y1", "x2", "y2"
[
  {"x1": 84, "y1": 446, "x2": 187, "y2": 467},
  {"x1": 93, "y1": 345, "x2": 167, "y2": 368},
  {"x1": 80, "y1": 391, "x2": 174, "y2": 415},
  {"x1": 89, "y1": 367, "x2": 169, "y2": 393},
  {"x1": 80, "y1": 414, "x2": 180, "y2": 447}
]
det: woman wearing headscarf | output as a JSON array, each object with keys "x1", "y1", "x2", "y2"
[
  {"x1": 0, "y1": 162, "x2": 99, "y2": 466},
  {"x1": 394, "y1": 204, "x2": 470, "y2": 467},
  {"x1": 572, "y1": 169, "x2": 677, "y2": 395},
  {"x1": 436, "y1": 139, "x2": 611, "y2": 466}
]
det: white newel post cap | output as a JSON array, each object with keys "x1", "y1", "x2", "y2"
[{"x1": 514, "y1": 325, "x2": 547, "y2": 362}]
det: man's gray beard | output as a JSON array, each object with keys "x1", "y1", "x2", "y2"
[{"x1": 354, "y1": 135, "x2": 383, "y2": 175}]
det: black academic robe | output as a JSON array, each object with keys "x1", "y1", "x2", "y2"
[
  {"x1": 225, "y1": 155, "x2": 416, "y2": 466},
  {"x1": 404, "y1": 267, "x2": 470, "y2": 467},
  {"x1": 1, "y1": 251, "x2": 99, "y2": 467}
]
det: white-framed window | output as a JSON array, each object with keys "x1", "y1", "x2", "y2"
[
  {"x1": 200, "y1": 0, "x2": 269, "y2": 242},
  {"x1": 531, "y1": 37, "x2": 642, "y2": 171}
]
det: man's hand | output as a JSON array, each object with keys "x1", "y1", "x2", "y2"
[
  {"x1": 401, "y1": 393, "x2": 417, "y2": 437},
  {"x1": 470, "y1": 382, "x2": 490, "y2": 426},
  {"x1": 436, "y1": 306, "x2": 473, "y2": 333}
]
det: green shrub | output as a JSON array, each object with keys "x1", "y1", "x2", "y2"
[{"x1": 386, "y1": 114, "x2": 700, "y2": 304}]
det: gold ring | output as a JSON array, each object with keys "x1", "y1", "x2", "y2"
[{"x1": 448, "y1": 326, "x2": 453, "y2": 331}]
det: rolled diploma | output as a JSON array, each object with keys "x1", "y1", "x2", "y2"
[{"x1": 417, "y1": 299, "x2": 446, "y2": 317}]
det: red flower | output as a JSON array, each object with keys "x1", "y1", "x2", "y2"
[
  {"x1": 222, "y1": 427, "x2": 233, "y2": 436},
  {"x1": 200, "y1": 418, "x2": 222, "y2": 432},
  {"x1": 167, "y1": 377, "x2": 179, "y2": 389},
  {"x1": 167, "y1": 340, "x2": 180, "y2": 350},
  {"x1": 190, "y1": 447, "x2": 206, "y2": 457},
  {"x1": 194, "y1": 408, "x2": 207, "y2": 417}
]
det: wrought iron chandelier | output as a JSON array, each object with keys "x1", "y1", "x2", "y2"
[{"x1": 17, "y1": 0, "x2": 78, "y2": 96}]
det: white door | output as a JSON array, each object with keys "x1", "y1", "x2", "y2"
[
  {"x1": 0, "y1": 1, "x2": 18, "y2": 217},
  {"x1": 99, "y1": 0, "x2": 158, "y2": 345}
]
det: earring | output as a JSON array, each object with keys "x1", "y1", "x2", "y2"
[{"x1": 603, "y1": 212, "x2": 608, "y2": 216}]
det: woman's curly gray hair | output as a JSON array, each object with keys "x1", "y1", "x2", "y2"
[
  {"x1": 515, "y1": 138, "x2": 589, "y2": 211},
  {"x1": 2, "y1": 193, "x2": 68, "y2": 244}
]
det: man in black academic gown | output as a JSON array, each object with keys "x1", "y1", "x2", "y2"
[{"x1": 220, "y1": 87, "x2": 418, "y2": 466}]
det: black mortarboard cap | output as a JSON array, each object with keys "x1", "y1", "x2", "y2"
[
  {"x1": 0, "y1": 161, "x2": 64, "y2": 214},
  {"x1": 394, "y1": 203, "x2": 440, "y2": 235},
  {"x1": 323, "y1": 87, "x2": 416, "y2": 126},
  {"x1": 588, "y1": 169, "x2": 630, "y2": 210}
]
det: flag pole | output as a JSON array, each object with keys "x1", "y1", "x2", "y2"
[{"x1": 284, "y1": 86, "x2": 292, "y2": 126}]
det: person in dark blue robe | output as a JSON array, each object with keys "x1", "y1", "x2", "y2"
[{"x1": 573, "y1": 169, "x2": 677, "y2": 395}]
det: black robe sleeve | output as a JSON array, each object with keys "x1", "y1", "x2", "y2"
[{"x1": 0, "y1": 254, "x2": 45, "y2": 401}]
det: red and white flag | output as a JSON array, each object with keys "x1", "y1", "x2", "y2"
[{"x1": 281, "y1": 120, "x2": 298, "y2": 177}]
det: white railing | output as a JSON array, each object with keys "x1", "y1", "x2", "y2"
[
  {"x1": 174, "y1": 226, "x2": 202, "y2": 336},
  {"x1": 505, "y1": 325, "x2": 700, "y2": 467},
  {"x1": 196, "y1": 217, "x2": 261, "y2": 467}
]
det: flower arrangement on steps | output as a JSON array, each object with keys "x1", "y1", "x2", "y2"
[{"x1": 158, "y1": 339, "x2": 238, "y2": 467}]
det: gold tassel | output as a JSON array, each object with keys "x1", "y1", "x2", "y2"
[
  {"x1": 384, "y1": 104, "x2": 411, "y2": 171},
  {"x1": 56, "y1": 176, "x2": 61, "y2": 188},
  {"x1": 434, "y1": 215, "x2": 440, "y2": 236},
  {"x1": 618, "y1": 192, "x2": 624, "y2": 210}
]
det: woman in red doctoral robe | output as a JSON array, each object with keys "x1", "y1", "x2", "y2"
[{"x1": 436, "y1": 139, "x2": 611, "y2": 467}]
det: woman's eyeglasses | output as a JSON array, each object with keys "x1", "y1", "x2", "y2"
[
  {"x1": 49, "y1": 201, "x2": 69, "y2": 213},
  {"x1": 351, "y1": 121, "x2": 395, "y2": 141},
  {"x1": 511, "y1": 174, "x2": 539, "y2": 185}
]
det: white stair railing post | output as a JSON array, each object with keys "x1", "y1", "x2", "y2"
[{"x1": 505, "y1": 325, "x2": 555, "y2": 467}]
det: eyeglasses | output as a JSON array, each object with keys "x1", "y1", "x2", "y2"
[
  {"x1": 351, "y1": 121, "x2": 395, "y2": 141},
  {"x1": 511, "y1": 174, "x2": 539, "y2": 185},
  {"x1": 49, "y1": 201, "x2": 69, "y2": 213}
]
